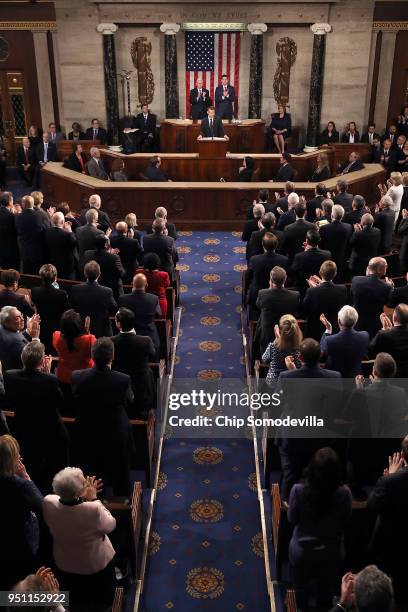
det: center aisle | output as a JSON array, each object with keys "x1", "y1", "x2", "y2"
[{"x1": 141, "y1": 231, "x2": 269, "y2": 611}]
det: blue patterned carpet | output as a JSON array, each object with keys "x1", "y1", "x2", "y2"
[{"x1": 141, "y1": 232, "x2": 270, "y2": 610}]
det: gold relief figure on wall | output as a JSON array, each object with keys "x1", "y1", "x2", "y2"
[
  {"x1": 131, "y1": 36, "x2": 155, "y2": 106},
  {"x1": 273, "y1": 37, "x2": 297, "y2": 107}
]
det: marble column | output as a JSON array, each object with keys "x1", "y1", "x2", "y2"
[
  {"x1": 97, "y1": 23, "x2": 120, "y2": 145},
  {"x1": 247, "y1": 23, "x2": 267, "y2": 119},
  {"x1": 160, "y1": 23, "x2": 180, "y2": 118},
  {"x1": 305, "y1": 23, "x2": 332, "y2": 152}
]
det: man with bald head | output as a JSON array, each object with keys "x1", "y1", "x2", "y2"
[
  {"x1": 143, "y1": 217, "x2": 178, "y2": 281},
  {"x1": 15, "y1": 195, "x2": 46, "y2": 273},
  {"x1": 118, "y1": 273, "x2": 161, "y2": 355},
  {"x1": 189, "y1": 77, "x2": 211, "y2": 120},
  {"x1": 44, "y1": 211, "x2": 78, "y2": 279},
  {"x1": 110, "y1": 221, "x2": 143, "y2": 283}
]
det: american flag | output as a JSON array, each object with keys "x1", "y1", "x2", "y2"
[{"x1": 185, "y1": 31, "x2": 241, "y2": 118}]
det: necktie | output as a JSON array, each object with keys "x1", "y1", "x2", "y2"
[
  {"x1": 44, "y1": 143, "x2": 48, "y2": 162},
  {"x1": 199, "y1": 89, "x2": 202, "y2": 96},
  {"x1": 210, "y1": 118, "x2": 213, "y2": 130},
  {"x1": 93, "y1": 129, "x2": 97, "y2": 139},
  {"x1": 369, "y1": 134, "x2": 373, "y2": 144},
  {"x1": 24, "y1": 147, "x2": 28, "y2": 164}
]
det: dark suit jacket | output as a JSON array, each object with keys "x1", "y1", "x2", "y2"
[
  {"x1": 109, "y1": 234, "x2": 143, "y2": 283},
  {"x1": 341, "y1": 131, "x2": 360, "y2": 143},
  {"x1": 276, "y1": 163, "x2": 295, "y2": 182},
  {"x1": 142, "y1": 233, "x2": 177, "y2": 280},
  {"x1": 189, "y1": 88, "x2": 211, "y2": 119},
  {"x1": 118, "y1": 291, "x2": 161, "y2": 351},
  {"x1": 291, "y1": 247, "x2": 332, "y2": 295},
  {"x1": 30, "y1": 285, "x2": 70, "y2": 352},
  {"x1": 16, "y1": 144, "x2": 36, "y2": 167},
  {"x1": 255, "y1": 287, "x2": 300, "y2": 353},
  {"x1": 145, "y1": 165, "x2": 168, "y2": 182},
  {"x1": 241, "y1": 218, "x2": 260, "y2": 243},
  {"x1": 112, "y1": 332, "x2": 156, "y2": 418},
  {"x1": 246, "y1": 228, "x2": 283, "y2": 261},
  {"x1": 246, "y1": 251, "x2": 288, "y2": 305},
  {"x1": 333, "y1": 192, "x2": 353, "y2": 211},
  {"x1": 214, "y1": 84, "x2": 235, "y2": 119},
  {"x1": 389, "y1": 283, "x2": 408, "y2": 307},
  {"x1": 343, "y1": 207, "x2": 364, "y2": 226},
  {"x1": 319, "y1": 220, "x2": 352, "y2": 271},
  {"x1": 0, "y1": 289, "x2": 35, "y2": 319},
  {"x1": 44, "y1": 226, "x2": 78, "y2": 278},
  {"x1": 370, "y1": 325, "x2": 408, "y2": 377},
  {"x1": 133, "y1": 112, "x2": 156, "y2": 135},
  {"x1": 84, "y1": 127, "x2": 108, "y2": 144},
  {"x1": 339, "y1": 159, "x2": 364, "y2": 174},
  {"x1": 15, "y1": 208, "x2": 46, "y2": 264},
  {"x1": 69, "y1": 281, "x2": 117, "y2": 337},
  {"x1": 83, "y1": 249, "x2": 125, "y2": 299},
  {"x1": 379, "y1": 146, "x2": 397, "y2": 172},
  {"x1": 320, "y1": 327, "x2": 369, "y2": 378},
  {"x1": 200, "y1": 116, "x2": 225, "y2": 138},
  {"x1": 280, "y1": 219, "x2": 316, "y2": 262},
  {"x1": 306, "y1": 195, "x2": 324, "y2": 222},
  {"x1": 276, "y1": 209, "x2": 296, "y2": 231},
  {"x1": 35, "y1": 141, "x2": 58, "y2": 164},
  {"x1": 361, "y1": 131, "x2": 380, "y2": 143},
  {"x1": 349, "y1": 226, "x2": 381, "y2": 276},
  {"x1": 370, "y1": 144, "x2": 382, "y2": 163},
  {"x1": 373, "y1": 208, "x2": 395, "y2": 254},
  {"x1": 302, "y1": 281, "x2": 348, "y2": 341},
  {"x1": 351, "y1": 275, "x2": 393, "y2": 338},
  {"x1": 145, "y1": 221, "x2": 177, "y2": 240},
  {"x1": 75, "y1": 224, "x2": 104, "y2": 265},
  {"x1": 319, "y1": 129, "x2": 339, "y2": 145},
  {"x1": 68, "y1": 131, "x2": 86, "y2": 140},
  {"x1": 397, "y1": 217, "x2": 408, "y2": 273},
  {"x1": 66, "y1": 152, "x2": 88, "y2": 173},
  {"x1": 0, "y1": 327, "x2": 31, "y2": 371},
  {"x1": 79, "y1": 207, "x2": 112, "y2": 233}
]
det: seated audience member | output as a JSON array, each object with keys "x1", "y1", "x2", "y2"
[
  {"x1": 280, "y1": 201, "x2": 315, "y2": 263},
  {"x1": 309, "y1": 152, "x2": 331, "y2": 182},
  {"x1": 68, "y1": 121, "x2": 86, "y2": 141},
  {"x1": 370, "y1": 303, "x2": 408, "y2": 377},
  {"x1": 48, "y1": 122, "x2": 65, "y2": 143},
  {"x1": 0, "y1": 192, "x2": 19, "y2": 270},
  {"x1": 361, "y1": 123, "x2": 380, "y2": 144},
  {"x1": 110, "y1": 158, "x2": 128, "y2": 181},
  {"x1": 45, "y1": 212, "x2": 78, "y2": 279},
  {"x1": 15, "y1": 195, "x2": 47, "y2": 274},
  {"x1": 0, "y1": 306, "x2": 40, "y2": 371},
  {"x1": 0, "y1": 269, "x2": 34, "y2": 318},
  {"x1": 84, "y1": 234, "x2": 125, "y2": 300},
  {"x1": 16, "y1": 137, "x2": 36, "y2": 186},
  {"x1": 65, "y1": 142, "x2": 87, "y2": 173},
  {"x1": 320, "y1": 305, "x2": 369, "y2": 377},
  {"x1": 76, "y1": 208, "x2": 104, "y2": 268},
  {"x1": 53, "y1": 309, "x2": 96, "y2": 398},
  {"x1": 31, "y1": 264, "x2": 69, "y2": 353},
  {"x1": 72, "y1": 338, "x2": 133, "y2": 495},
  {"x1": 255, "y1": 266, "x2": 300, "y2": 354},
  {"x1": 246, "y1": 188, "x2": 274, "y2": 219},
  {"x1": 330, "y1": 565, "x2": 394, "y2": 612},
  {"x1": 0, "y1": 435, "x2": 43, "y2": 590},
  {"x1": 397, "y1": 207, "x2": 408, "y2": 273},
  {"x1": 35, "y1": 131, "x2": 58, "y2": 167},
  {"x1": 382, "y1": 123, "x2": 398, "y2": 146},
  {"x1": 246, "y1": 233, "x2": 288, "y2": 307},
  {"x1": 143, "y1": 217, "x2": 178, "y2": 281},
  {"x1": 343, "y1": 194, "x2": 367, "y2": 225},
  {"x1": 373, "y1": 195, "x2": 395, "y2": 254},
  {"x1": 319, "y1": 205, "x2": 352, "y2": 274},
  {"x1": 288, "y1": 447, "x2": 352, "y2": 610},
  {"x1": 241, "y1": 203, "x2": 265, "y2": 243},
  {"x1": 380, "y1": 138, "x2": 397, "y2": 174},
  {"x1": 85, "y1": 118, "x2": 108, "y2": 144},
  {"x1": 69, "y1": 261, "x2": 117, "y2": 337},
  {"x1": 43, "y1": 467, "x2": 116, "y2": 605},
  {"x1": 341, "y1": 121, "x2": 360, "y2": 143},
  {"x1": 276, "y1": 191, "x2": 298, "y2": 231},
  {"x1": 332, "y1": 179, "x2": 353, "y2": 211},
  {"x1": 125, "y1": 212, "x2": 142, "y2": 243},
  {"x1": 118, "y1": 273, "x2": 161, "y2": 356},
  {"x1": 135, "y1": 253, "x2": 170, "y2": 318},
  {"x1": 80, "y1": 193, "x2": 112, "y2": 233},
  {"x1": 349, "y1": 213, "x2": 381, "y2": 277},
  {"x1": 274, "y1": 152, "x2": 295, "y2": 182},
  {"x1": 397, "y1": 139, "x2": 408, "y2": 172},
  {"x1": 145, "y1": 155, "x2": 169, "y2": 182},
  {"x1": 262, "y1": 314, "x2": 302, "y2": 386},
  {"x1": 269, "y1": 103, "x2": 291, "y2": 153},
  {"x1": 379, "y1": 172, "x2": 404, "y2": 227},
  {"x1": 85, "y1": 147, "x2": 109, "y2": 180},
  {"x1": 237, "y1": 156, "x2": 254, "y2": 181},
  {"x1": 246, "y1": 212, "x2": 283, "y2": 261},
  {"x1": 338, "y1": 151, "x2": 364, "y2": 175},
  {"x1": 110, "y1": 221, "x2": 143, "y2": 283},
  {"x1": 290, "y1": 230, "x2": 331, "y2": 296},
  {"x1": 351, "y1": 257, "x2": 393, "y2": 338},
  {"x1": 133, "y1": 103, "x2": 157, "y2": 151},
  {"x1": 320, "y1": 120, "x2": 339, "y2": 145},
  {"x1": 112, "y1": 307, "x2": 156, "y2": 418},
  {"x1": 367, "y1": 437, "x2": 408, "y2": 605},
  {"x1": 302, "y1": 260, "x2": 348, "y2": 341},
  {"x1": 306, "y1": 183, "x2": 326, "y2": 221},
  {"x1": 3, "y1": 342, "x2": 68, "y2": 487},
  {"x1": 145, "y1": 206, "x2": 178, "y2": 240}
]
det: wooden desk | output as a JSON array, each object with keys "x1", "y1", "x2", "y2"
[
  {"x1": 160, "y1": 118, "x2": 265, "y2": 153},
  {"x1": 41, "y1": 162, "x2": 385, "y2": 230}
]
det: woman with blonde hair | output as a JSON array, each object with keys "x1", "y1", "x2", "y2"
[
  {"x1": 0, "y1": 434, "x2": 43, "y2": 589},
  {"x1": 379, "y1": 171, "x2": 404, "y2": 227},
  {"x1": 309, "y1": 151, "x2": 331, "y2": 182},
  {"x1": 262, "y1": 314, "x2": 302, "y2": 386},
  {"x1": 124, "y1": 211, "x2": 142, "y2": 242}
]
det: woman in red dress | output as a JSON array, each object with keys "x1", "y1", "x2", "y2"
[{"x1": 136, "y1": 253, "x2": 170, "y2": 318}]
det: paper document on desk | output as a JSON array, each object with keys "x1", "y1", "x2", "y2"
[
  {"x1": 123, "y1": 128, "x2": 140, "y2": 133},
  {"x1": 199, "y1": 137, "x2": 226, "y2": 141}
]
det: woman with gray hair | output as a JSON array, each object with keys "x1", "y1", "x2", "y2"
[{"x1": 43, "y1": 467, "x2": 116, "y2": 607}]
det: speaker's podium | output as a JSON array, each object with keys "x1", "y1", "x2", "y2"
[{"x1": 197, "y1": 137, "x2": 228, "y2": 159}]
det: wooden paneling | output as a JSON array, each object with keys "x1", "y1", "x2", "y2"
[{"x1": 387, "y1": 30, "x2": 408, "y2": 125}]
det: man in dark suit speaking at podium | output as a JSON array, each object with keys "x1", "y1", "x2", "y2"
[{"x1": 199, "y1": 107, "x2": 227, "y2": 139}]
